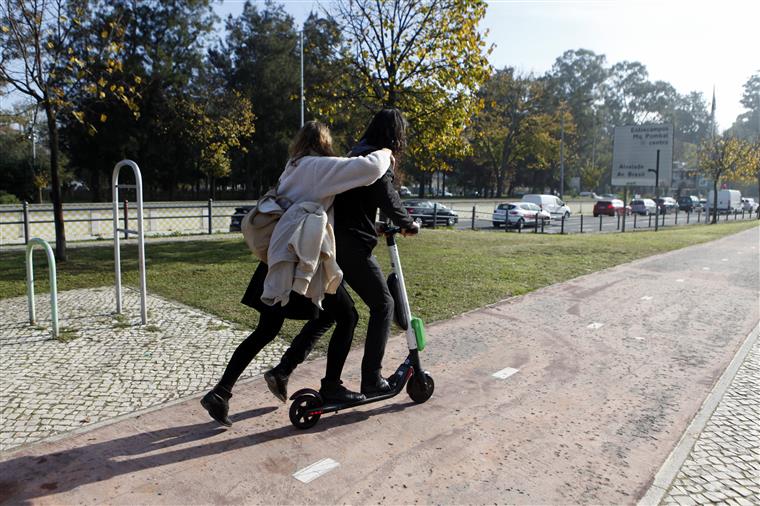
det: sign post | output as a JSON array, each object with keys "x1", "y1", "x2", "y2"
[
  {"x1": 612, "y1": 124, "x2": 673, "y2": 188},
  {"x1": 648, "y1": 150, "x2": 660, "y2": 231}
]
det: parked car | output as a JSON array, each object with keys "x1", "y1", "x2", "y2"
[
  {"x1": 677, "y1": 195, "x2": 701, "y2": 212},
  {"x1": 398, "y1": 186, "x2": 412, "y2": 197},
  {"x1": 229, "y1": 205, "x2": 255, "y2": 232},
  {"x1": 402, "y1": 200, "x2": 458, "y2": 227},
  {"x1": 600, "y1": 193, "x2": 620, "y2": 199},
  {"x1": 492, "y1": 202, "x2": 550, "y2": 229},
  {"x1": 656, "y1": 197, "x2": 678, "y2": 214},
  {"x1": 593, "y1": 199, "x2": 630, "y2": 217},
  {"x1": 579, "y1": 191, "x2": 599, "y2": 199},
  {"x1": 630, "y1": 198, "x2": 657, "y2": 216},
  {"x1": 521, "y1": 194, "x2": 571, "y2": 220},
  {"x1": 741, "y1": 197, "x2": 758, "y2": 213}
]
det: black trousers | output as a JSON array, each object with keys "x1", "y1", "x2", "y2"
[
  {"x1": 337, "y1": 245, "x2": 394, "y2": 379},
  {"x1": 218, "y1": 283, "x2": 357, "y2": 392}
]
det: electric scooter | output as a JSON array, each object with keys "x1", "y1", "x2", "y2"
[{"x1": 288, "y1": 224, "x2": 435, "y2": 429}]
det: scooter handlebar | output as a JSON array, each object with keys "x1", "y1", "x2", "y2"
[{"x1": 376, "y1": 223, "x2": 402, "y2": 235}]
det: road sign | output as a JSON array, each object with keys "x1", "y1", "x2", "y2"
[{"x1": 611, "y1": 124, "x2": 673, "y2": 186}]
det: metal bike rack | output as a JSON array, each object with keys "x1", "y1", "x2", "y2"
[
  {"x1": 112, "y1": 159, "x2": 147, "y2": 324},
  {"x1": 26, "y1": 238, "x2": 59, "y2": 338}
]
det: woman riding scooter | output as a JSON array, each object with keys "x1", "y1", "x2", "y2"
[{"x1": 334, "y1": 109, "x2": 420, "y2": 396}]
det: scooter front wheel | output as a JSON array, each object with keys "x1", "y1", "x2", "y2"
[
  {"x1": 289, "y1": 393, "x2": 322, "y2": 429},
  {"x1": 407, "y1": 372, "x2": 435, "y2": 404}
]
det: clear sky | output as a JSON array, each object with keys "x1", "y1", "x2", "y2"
[{"x1": 217, "y1": 0, "x2": 759, "y2": 131}]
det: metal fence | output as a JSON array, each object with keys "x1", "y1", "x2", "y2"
[
  {"x1": 0, "y1": 200, "x2": 252, "y2": 246},
  {"x1": 1, "y1": 199, "x2": 758, "y2": 247},
  {"x1": 430, "y1": 202, "x2": 760, "y2": 234}
]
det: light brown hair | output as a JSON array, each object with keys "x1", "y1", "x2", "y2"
[{"x1": 288, "y1": 121, "x2": 334, "y2": 162}]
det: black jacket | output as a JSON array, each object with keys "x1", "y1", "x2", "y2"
[{"x1": 333, "y1": 141, "x2": 415, "y2": 253}]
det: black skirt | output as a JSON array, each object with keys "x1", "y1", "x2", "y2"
[{"x1": 241, "y1": 262, "x2": 320, "y2": 321}]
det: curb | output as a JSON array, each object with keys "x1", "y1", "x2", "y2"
[{"x1": 637, "y1": 322, "x2": 760, "y2": 506}]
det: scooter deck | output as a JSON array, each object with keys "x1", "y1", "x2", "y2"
[
  {"x1": 313, "y1": 368, "x2": 414, "y2": 414},
  {"x1": 317, "y1": 387, "x2": 403, "y2": 414}
]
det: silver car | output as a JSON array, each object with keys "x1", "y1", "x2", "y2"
[
  {"x1": 741, "y1": 198, "x2": 758, "y2": 213},
  {"x1": 492, "y1": 202, "x2": 550, "y2": 229},
  {"x1": 630, "y1": 198, "x2": 657, "y2": 216}
]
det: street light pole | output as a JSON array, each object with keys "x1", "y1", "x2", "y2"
[
  {"x1": 560, "y1": 114, "x2": 565, "y2": 199},
  {"x1": 300, "y1": 28, "x2": 304, "y2": 128}
]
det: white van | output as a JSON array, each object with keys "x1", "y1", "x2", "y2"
[
  {"x1": 522, "y1": 194, "x2": 571, "y2": 220},
  {"x1": 706, "y1": 189, "x2": 742, "y2": 213}
]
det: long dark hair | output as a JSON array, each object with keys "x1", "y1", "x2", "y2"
[{"x1": 360, "y1": 108, "x2": 407, "y2": 156}]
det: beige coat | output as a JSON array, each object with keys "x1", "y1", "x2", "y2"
[{"x1": 249, "y1": 150, "x2": 392, "y2": 308}]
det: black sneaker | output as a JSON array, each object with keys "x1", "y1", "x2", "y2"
[
  {"x1": 320, "y1": 380, "x2": 366, "y2": 404},
  {"x1": 361, "y1": 376, "x2": 392, "y2": 397},
  {"x1": 264, "y1": 369, "x2": 289, "y2": 403},
  {"x1": 200, "y1": 391, "x2": 232, "y2": 427}
]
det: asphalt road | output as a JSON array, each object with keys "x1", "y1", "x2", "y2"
[{"x1": 0, "y1": 226, "x2": 758, "y2": 505}]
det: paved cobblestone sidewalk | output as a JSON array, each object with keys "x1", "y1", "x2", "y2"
[
  {"x1": 662, "y1": 335, "x2": 760, "y2": 505},
  {"x1": 0, "y1": 287, "x2": 287, "y2": 452}
]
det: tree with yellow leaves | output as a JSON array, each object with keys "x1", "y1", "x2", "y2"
[
  {"x1": 315, "y1": 0, "x2": 492, "y2": 190},
  {"x1": 175, "y1": 91, "x2": 255, "y2": 199},
  {"x1": 470, "y1": 69, "x2": 574, "y2": 197},
  {"x1": 697, "y1": 134, "x2": 756, "y2": 223},
  {"x1": 0, "y1": 0, "x2": 138, "y2": 260}
]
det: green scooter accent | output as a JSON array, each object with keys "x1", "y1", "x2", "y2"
[{"x1": 411, "y1": 317, "x2": 426, "y2": 351}]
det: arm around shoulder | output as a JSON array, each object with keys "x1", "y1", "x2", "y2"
[{"x1": 316, "y1": 149, "x2": 393, "y2": 197}]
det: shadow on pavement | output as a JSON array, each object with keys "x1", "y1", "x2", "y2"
[{"x1": 0, "y1": 401, "x2": 414, "y2": 504}]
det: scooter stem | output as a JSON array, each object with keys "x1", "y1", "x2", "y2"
[{"x1": 386, "y1": 232, "x2": 418, "y2": 351}]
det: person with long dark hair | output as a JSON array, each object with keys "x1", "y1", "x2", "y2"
[
  {"x1": 334, "y1": 109, "x2": 420, "y2": 395},
  {"x1": 201, "y1": 121, "x2": 393, "y2": 426}
]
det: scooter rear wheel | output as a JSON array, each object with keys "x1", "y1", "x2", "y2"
[
  {"x1": 289, "y1": 393, "x2": 322, "y2": 429},
  {"x1": 407, "y1": 372, "x2": 435, "y2": 403}
]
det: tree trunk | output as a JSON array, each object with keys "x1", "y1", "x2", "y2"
[
  {"x1": 711, "y1": 179, "x2": 719, "y2": 224},
  {"x1": 495, "y1": 170, "x2": 504, "y2": 198},
  {"x1": 44, "y1": 103, "x2": 67, "y2": 261},
  {"x1": 89, "y1": 168, "x2": 101, "y2": 202}
]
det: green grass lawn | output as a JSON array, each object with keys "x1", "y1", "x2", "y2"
[{"x1": 1, "y1": 221, "x2": 756, "y2": 351}]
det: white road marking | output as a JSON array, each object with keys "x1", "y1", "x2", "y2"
[
  {"x1": 702, "y1": 267, "x2": 710, "y2": 271},
  {"x1": 676, "y1": 279, "x2": 685, "y2": 283},
  {"x1": 587, "y1": 322, "x2": 604, "y2": 329},
  {"x1": 293, "y1": 458, "x2": 340, "y2": 483},
  {"x1": 721, "y1": 258, "x2": 728, "y2": 261},
  {"x1": 640, "y1": 296, "x2": 653, "y2": 301},
  {"x1": 625, "y1": 336, "x2": 646, "y2": 341},
  {"x1": 492, "y1": 367, "x2": 519, "y2": 380}
]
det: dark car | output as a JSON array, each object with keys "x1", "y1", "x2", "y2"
[
  {"x1": 402, "y1": 200, "x2": 458, "y2": 227},
  {"x1": 229, "y1": 205, "x2": 255, "y2": 232},
  {"x1": 593, "y1": 199, "x2": 630, "y2": 217},
  {"x1": 656, "y1": 197, "x2": 678, "y2": 214},
  {"x1": 677, "y1": 195, "x2": 701, "y2": 212}
]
